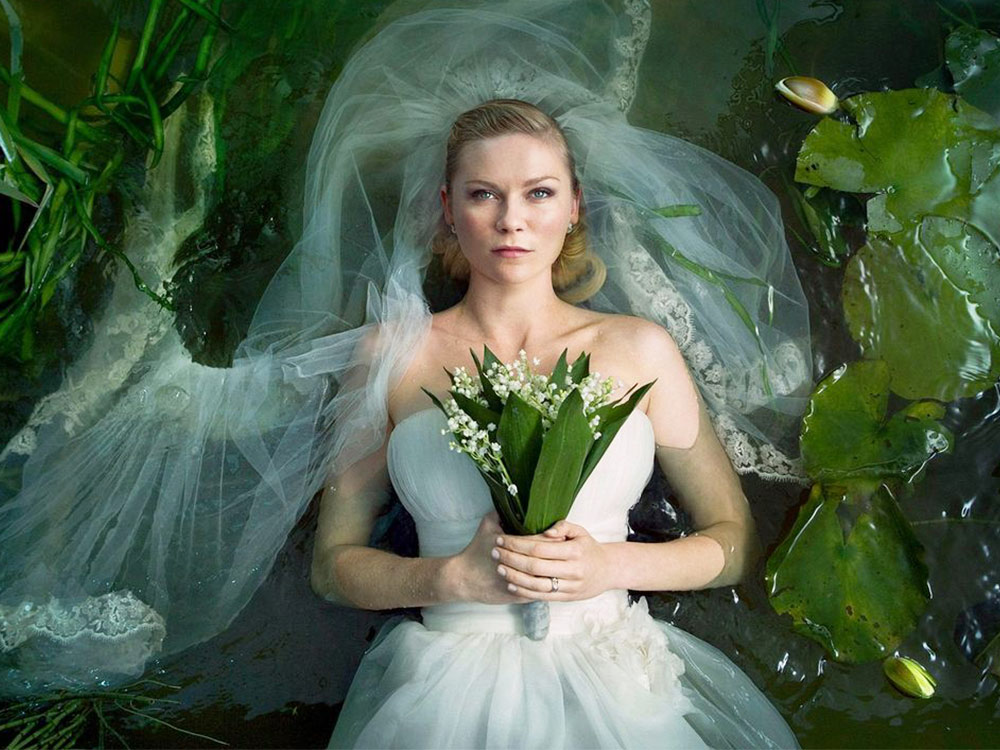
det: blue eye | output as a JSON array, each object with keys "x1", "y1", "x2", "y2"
[
  {"x1": 530, "y1": 188, "x2": 553, "y2": 199},
  {"x1": 471, "y1": 189, "x2": 496, "y2": 200}
]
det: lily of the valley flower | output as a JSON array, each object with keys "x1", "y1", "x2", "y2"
[
  {"x1": 775, "y1": 76, "x2": 839, "y2": 115},
  {"x1": 883, "y1": 656, "x2": 936, "y2": 699}
]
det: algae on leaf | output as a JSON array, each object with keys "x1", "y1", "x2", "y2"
[
  {"x1": 800, "y1": 361, "x2": 952, "y2": 480},
  {"x1": 766, "y1": 480, "x2": 930, "y2": 663}
]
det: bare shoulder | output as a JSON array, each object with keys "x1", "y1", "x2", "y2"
[{"x1": 592, "y1": 313, "x2": 686, "y2": 374}]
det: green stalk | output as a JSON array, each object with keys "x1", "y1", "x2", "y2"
[
  {"x1": 148, "y1": 7, "x2": 191, "y2": 82},
  {"x1": 137, "y1": 72, "x2": 164, "y2": 166},
  {"x1": 12, "y1": 134, "x2": 88, "y2": 184},
  {"x1": 175, "y1": 0, "x2": 233, "y2": 31},
  {"x1": 125, "y1": 0, "x2": 166, "y2": 93},
  {"x1": 71, "y1": 187, "x2": 174, "y2": 310},
  {"x1": 93, "y1": 10, "x2": 121, "y2": 107},
  {"x1": 160, "y1": 11, "x2": 221, "y2": 118},
  {"x1": 0, "y1": 66, "x2": 106, "y2": 142}
]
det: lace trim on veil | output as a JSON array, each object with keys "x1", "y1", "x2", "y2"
[{"x1": 618, "y1": 239, "x2": 807, "y2": 483}]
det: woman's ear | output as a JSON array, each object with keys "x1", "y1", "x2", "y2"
[
  {"x1": 440, "y1": 185, "x2": 453, "y2": 226},
  {"x1": 570, "y1": 187, "x2": 581, "y2": 224}
]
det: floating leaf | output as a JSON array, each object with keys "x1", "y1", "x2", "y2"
[
  {"x1": 842, "y1": 221, "x2": 1000, "y2": 400},
  {"x1": 800, "y1": 361, "x2": 952, "y2": 480},
  {"x1": 784, "y1": 181, "x2": 860, "y2": 267},
  {"x1": 795, "y1": 88, "x2": 1000, "y2": 248},
  {"x1": 766, "y1": 480, "x2": 930, "y2": 663},
  {"x1": 524, "y1": 389, "x2": 592, "y2": 532},
  {"x1": 946, "y1": 26, "x2": 1000, "y2": 122}
]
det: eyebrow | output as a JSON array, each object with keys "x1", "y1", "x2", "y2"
[{"x1": 463, "y1": 176, "x2": 563, "y2": 187}]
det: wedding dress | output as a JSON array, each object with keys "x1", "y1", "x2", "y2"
[{"x1": 329, "y1": 409, "x2": 799, "y2": 749}]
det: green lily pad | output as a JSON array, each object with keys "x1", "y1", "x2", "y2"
[
  {"x1": 796, "y1": 88, "x2": 1000, "y2": 248},
  {"x1": 842, "y1": 221, "x2": 1000, "y2": 400},
  {"x1": 946, "y1": 26, "x2": 1000, "y2": 122},
  {"x1": 766, "y1": 480, "x2": 930, "y2": 663},
  {"x1": 801, "y1": 360, "x2": 952, "y2": 480}
]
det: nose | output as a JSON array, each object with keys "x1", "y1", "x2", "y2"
[{"x1": 495, "y1": 198, "x2": 526, "y2": 233}]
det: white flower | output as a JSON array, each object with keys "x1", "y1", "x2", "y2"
[{"x1": 507, "y1": 483, "x2": 518, "y2": 496}]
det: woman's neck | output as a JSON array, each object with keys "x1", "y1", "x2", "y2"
[{"x1": 454, "y1": 279, "x2": 571, "y2": 356}]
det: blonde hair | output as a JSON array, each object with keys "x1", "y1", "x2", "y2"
[{"x1": 431, "y1": 99, "x2": 606, "y2": 304}]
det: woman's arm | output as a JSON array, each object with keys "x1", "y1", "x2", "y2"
[
  {"x1": 311, "y1": 330, "x2": 529, "y2": 609},
  {"x1": 492, "y1": 320, "x2": 757, "y2": 599},
  {"x1": 311, "y1": 434, "x2": 526, "y2": 609}
]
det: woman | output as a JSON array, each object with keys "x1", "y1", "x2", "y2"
[{"x1": 313, "y1": 98, "x2": 799, "y2": 748}]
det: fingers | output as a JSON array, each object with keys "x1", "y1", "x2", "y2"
[
  {"x1": 496, "y1": 534, "x2": 577, "y2": 561},
  {"x1": 496, "y1": 564, "x2": 573, "y2": 599},
  {"x1": 494, "y1": 546, "x2": 574, "y2": 578}
]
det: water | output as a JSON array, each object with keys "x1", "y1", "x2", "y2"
[{"x1": 3, "y1": 0, "x2": 1000, "y2": 746}]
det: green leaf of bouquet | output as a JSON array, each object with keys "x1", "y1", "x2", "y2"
[
  {"x1": 470, "y1": 347, "x2": 502, "y2": 412},
  {"x1": 497, "y1": 391, "x2": 544, "y2": 504},
  {"x1": 578, "y1": 381, "x2": 654, "y2": 492},
  {"x1": 795, "y1": 88, "x2": 1000, "y2": 248},
  {"x1": 421, "y1": 387, "x2": 448, "y2": 417},
  {"x1": 766, "y1": 480, "x2": 929, "y2": 663},
  {"x1": 568, "y1": 351, "x2": 590, "y2": 384},
  {"x1": 483, "y1": 473, "x2": 528, "y2": 535},
  {"x1": 550, "y1": 348, "x2": 569, "y2": 391},
  {"x1": 524, "y1": 389, "x2": 591, "y2": 532},
  {"x1": 946, "y1": 26, "x2": 1000, "y2": 123},
  {"x1": 800, "y1": 361, "x2": 953, "y2": 481},
  {"x1": 842, "y1": 220, "x2": 1000, "y2": 401},
  {"x1": 451, "y1": 391, "x2": 500, "y2": 432}
]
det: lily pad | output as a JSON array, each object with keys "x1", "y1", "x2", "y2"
[
  {"x1": 842, "y1": 220, "x2": 1000, "y2": 400},
  {"x1": 946, "y1": 26, "x2": 1000, "y2": 123},
  {"x1": 766, "y1": 480, "x2": 930, "y2": 663},
  {"x1": 795, "y1": 88, "x2": 1000, "y2": 248},
  {"x1": 801, "y1": 360, "x2": 952, "y2": 480}
]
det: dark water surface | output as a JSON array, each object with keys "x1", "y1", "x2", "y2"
[{"x1": 3, "y1": 0, "x2": 1000, "y2": 747}]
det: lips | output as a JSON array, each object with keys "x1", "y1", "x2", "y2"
[{"x1": 492, "y1": 245, "x2": 531, "y2": 257}]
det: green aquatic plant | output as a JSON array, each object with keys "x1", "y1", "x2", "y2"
[
  {"x1": 0, "y1": 0, "x2": 229, "y2": 360},
  {"x1": 883, "y1": 655, "x2": 938, "y2": 699},
  {"x1": 843, "y1": 218, "x2": 1000, "y2": 400},
  {"x1": 795, "y1": 87, "x2": 1000, "y2": 400},
  {"x1": 0, "y1": 679, "x2": 226, "y2": 749},
  {"x1": 799, "y1": 360, "x2": 953, "y2": 481},
  {"x1": 767, "y1": 77, "x2": 1000, "y2": 672},
  {"x1": 945, "y1": 26, "x2": 1000, "y2": 120},
  {"x1": 766, "y1": 478, "x2": 930, "y2": 663},
  {"x1": 768, "y1": 361, "x2": 946, "y2": 662}
]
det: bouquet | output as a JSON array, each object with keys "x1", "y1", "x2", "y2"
[{"x1": 425, "y1": 347, "x2": 654, "y2": 639}]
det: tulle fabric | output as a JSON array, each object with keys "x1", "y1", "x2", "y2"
[
  {"x1": 0, "y1": 0, "x2": 810, "y2": 694},
  {"x1": 330, "y1": 408, "x2": 798, "y2": 749}
]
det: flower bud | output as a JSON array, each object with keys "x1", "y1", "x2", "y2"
[
  {"x1": 883, "y1": 656, "x2": 936, "y2": 699},
  {"x1": 775, "y1": 76, "x2": 839, "y2": 115}
]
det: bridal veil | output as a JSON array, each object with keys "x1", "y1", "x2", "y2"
[{"x1": 0, "y1": 0, "x2": 811, "y2": 693}]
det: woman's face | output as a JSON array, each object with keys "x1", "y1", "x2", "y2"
[{"x1": 442, "y1": 132, "x2": 580, "y2": 288}]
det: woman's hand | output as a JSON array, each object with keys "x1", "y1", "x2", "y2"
[
  {"x1": 449, "y1": 512, "x2": 532, "y2": 604},
  {"x1": 493, "y1": 520, "x2": 614, "y2": 601}
]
